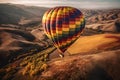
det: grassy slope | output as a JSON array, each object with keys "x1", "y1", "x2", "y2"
[
  {"x1": 40, "y1": 49, "x2": 120, "y2": 80},
  {"x1": 67, "y1": 33, "x2": 120, "y2": 54}
]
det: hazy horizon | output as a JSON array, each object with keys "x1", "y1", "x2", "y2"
[{"x1": 0, "y1": 0, "x2": 120, "y2": 9}]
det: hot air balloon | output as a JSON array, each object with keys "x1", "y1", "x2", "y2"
[{"x1": 42, "y1": 6, "x2": 85, "y2": 57}]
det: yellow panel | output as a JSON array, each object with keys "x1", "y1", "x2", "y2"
[
  {"x1": 58, "y1": 31, "x2": 62, "y2": 34},
  {"x1": 75, "y1": 20, "x2": 80, "y2": 25},
  {"x1": 69, "y1": 24, "x2": 76, "y2": 28},
  {"x1": 63, "y1": 27, "x2": 69, "y2": 31}
]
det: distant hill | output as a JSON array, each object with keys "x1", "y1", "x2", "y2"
[
  {"x1": 86, "y1": 9, "x2": 120, "y2": 24},
  {"x1": 83, "y1": 9, "x2": 120, "y2": 32},
  {"x1": 0, "y1": 3, "x2": 120, "y2": 32},
  {"x1": 0, "y1": 4, "x2": 33, "y2": 24},
  {"x1": 0, "y1": 3, "x2": 48, "y2": 25},
  {"x1": 15, "y1": 5, "x2": 48, "y2": 17}
]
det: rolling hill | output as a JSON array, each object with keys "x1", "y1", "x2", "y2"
[
  {"x1": 67, "y1": 33, "x2": 120, "y2": 55},
  {"x1": 85, "y1": 9, "x2": 120, "y2": 32},
  {"x1": 0, "y1": 33, "x2": 119, "y2": 80},
  {"x1": 0, "y1": 3, "x2": 120, "y2": 32},
  {"x1": 0, "y1": 4, "x2": 34, "y2": 24},
  {"x1": 0, "y1": 27, "x2": 49, "y2": 67},
  {"x1": 0, "y1": 3, "x2": 48, "y2": 27}
]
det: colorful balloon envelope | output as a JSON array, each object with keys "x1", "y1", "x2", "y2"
[{"x1": 42, "y1": 6, "x2": 85, "y2": 53}]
